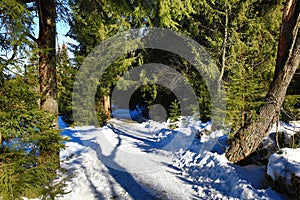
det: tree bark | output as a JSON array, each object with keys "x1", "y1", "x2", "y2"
[
  {"x1": 36, "y1": 0, "x2": 59, "y2": 167},
  {"x1": 37, "y1": 0, "x2": 58, "y2": 116},
  {"x1": 103, "y1": 95, "x2": 111, "y2": 120},
  {"x1": 226, "y1": 0, "x2": 300, "y2": 163}
]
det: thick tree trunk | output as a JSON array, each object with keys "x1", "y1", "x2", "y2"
[
  {"x1": 37, "y1": 0, "x2": 58, "y2": 116},
  {"x1": 36, "y1": 0, "x2": 59, "y2": 167},
  {"x1": 226, "y1": 0, "x2": 300, "y2": 163}
]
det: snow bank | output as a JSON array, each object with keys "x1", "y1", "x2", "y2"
[
  {"x1": 174, "y1": 150, "x2": 283, "y2": 200},
  {"x1": 267, "y1": 148, "x2": 300, "y2": 182}
]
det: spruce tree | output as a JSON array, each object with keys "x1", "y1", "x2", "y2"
[
  {"x1": 0, "y1": 75, "x2": 64, "y2": 199},
  {"x1": 0, "y1": 1, "x2": 65, "y2": 198},
  {"x1": 69, "y1": 0, "x2": 293, "y2": 130},
  {"x1": 57, "y1": 43, "x2": 77, "y2": 123},
  {"x1": 69, "y1": 0, "x2": 210, "y2": 123}
]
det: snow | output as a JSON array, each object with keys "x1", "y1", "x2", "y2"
[
  {"x1": 59, "y1": 120, "x2": 193, "y2": 199},
  {"x1": 267, "y1": 148, "x2": 300, "y2": 183},
  {"x1": 53, "y1": 114, "x2": 291, "y2": 200},
  {"x1": 175, "y1": 150, "x2": 284, "y2": 199}
]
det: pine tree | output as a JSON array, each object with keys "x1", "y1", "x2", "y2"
[
  {"x1": 69, "y1": 0, "x2": 211, "y2": 124},
  {"x1": 282, "y1": 65, "x2": 300, "y2": 121},
  {"x1": 69, "y1": 0, "x2": 295, "y2": 130}
]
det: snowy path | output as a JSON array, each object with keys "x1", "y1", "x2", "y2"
[
  {"x1": 58, "y1": 118, "x2": 286, "y2": 200},
  {"x1": 59, "y1": 119, "x2": 196, "y2": 200}
]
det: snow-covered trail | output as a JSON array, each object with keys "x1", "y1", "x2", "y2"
[
  {"x1": 59, "y1": 119, "x2": 196, "y2": 200},
  {"x1": 58, "y1": 117, "x2": 287, "y2": 200}
]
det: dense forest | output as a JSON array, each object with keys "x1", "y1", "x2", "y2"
[{"x1": 0, "y1": 0, "x2": 299, "y2": 199}]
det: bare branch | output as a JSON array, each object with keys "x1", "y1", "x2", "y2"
[{"x1": 26, "y1": 31, "x2": 38, "y2": 43}]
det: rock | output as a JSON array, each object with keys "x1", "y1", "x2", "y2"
[{"x1": 266, "y1": 148, "x2": 300, "y2": 199}]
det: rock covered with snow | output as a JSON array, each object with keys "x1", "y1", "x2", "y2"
[{"x1": 267, "y1": 148, "x2": 300, "y2": 199}]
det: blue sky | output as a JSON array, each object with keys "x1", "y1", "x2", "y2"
[
  {"x1": 56, "y1": 20, "x2": 78, "y2": 47},
  {"x1": 33, "y1": 17, "x2": 78, "y2": 57},
  {"x1": 3, "y1": 16, "x2": 77, "y2": 75}
]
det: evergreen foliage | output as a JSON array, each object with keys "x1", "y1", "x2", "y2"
[
  {"x1": 0, "y1": 1, "x2": 299, "y2": 198},
  {"x1": 169, "y1": 99, "x2": 181, "y2": 122},
  {"x1": 68, "y1": 0, "x2": 290, "y2": 128},
  {"x1": 0, "y1": 1, "x2": 65, "y2": 199},
  {"x1": 282, "y1": 66, "x2": 300, "y2": 122},
  {"x1": 68, "y1": 0, "x2": 297, "y2": 129},
  {"x1": 179, "y1": 0, "x2": 284, "y2": 130},
  {"x1": 57, "y1": 43, "x2": 77, "y2": 124},
  {"x1": 0, "y1": 76, "x2": 65, "y2": 199},
  {"x1": 223, "y1": 0, "x2": 283, "y2": 130}
]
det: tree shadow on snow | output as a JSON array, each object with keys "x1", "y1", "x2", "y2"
[
  {"x1": 79, "y1": 130, "x2": 158, "y2": 200},
  {"x1": 59, "y1": 127, "x2": 105, "y2": 199},
  {"x1": 109, "y1": 124, "x2": 200, "y2": 154}
]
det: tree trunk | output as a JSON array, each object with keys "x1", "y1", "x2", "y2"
[
  {"x1": 37, "y1": 0, "x2": 58, "y2": 116},
  {"x1": 36, "y1": 0, "x2": 59, "y2": 167},
  {"x1": 103, "y1": 95, "x2": 111, "y2": 120},
  {"x1": 226, "y1": 0, "x2": 300, "y2": 163}
]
